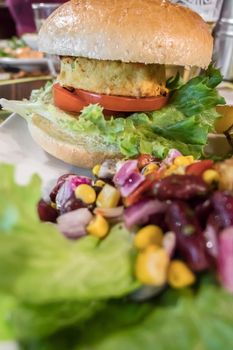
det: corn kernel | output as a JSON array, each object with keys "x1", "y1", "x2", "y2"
[
  {"x1": 75, "y1": 184, "x2": 96, "y2": 204},
  {"x1": 163, "y1": 164, "x2": 179, "y2": 177},
  {"x1": 142, "y1": 163, "x2": 158, "y2": 176},
  {"x1": 94, "y1": 180, "x2": 106, "y2": 188},
  {"x1": 174, "y1": 156, "x2": 194, "y2": 167},
  {"x1": 135, "y1": 246, "x2": 169, "y2": 286},
  {"x1": 168, "y1": 260, "x2": 196, "y2": 289},
  {"x1": 202, "y1": 169, "x2": 220, "y2": 185},
  {"x1": 96, "y1": 184, "x2": 121, "y2": 208},
  {"x1": 51, "y1": 202, "x2": 56, "y2": 209},
  {"x1": 92, "y1": 164, "x2": 101, "y2": 177},
  {"x1": 134, "y1": 225, "x2": 163, "y2": 250},
  {"x1": 87, "y1": 214, "x2": 109, "y2": 238}
]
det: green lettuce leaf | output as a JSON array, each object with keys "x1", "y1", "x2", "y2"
[
  {"x1": 0, "y1": 164, "x2": 139, "y2": 304},
  {"x1": 0, "y1": 223, "x2": 138, "y2": 304},
  {"x1": 166, "y1": 72, "x2": 181, "y2": 90},
  {"x1": 10, "y1": 300, "x2": 105, "y2": 340},
  {"x1": 76, "y1": 285, "x2": 233, "y2": 350},
  {"x1": 0, "y1": 82, "x2": 52, "y2": 120},
  {"x1": 24, "y1": 284, "x2": 233, "y2": 350},
  {"x1": 0, "y1": 293, "x2": 17, "y2": 341},
  {"x1": 0, "y1": 163, "x2": 41, "y2": 232},
  {"x1": 171, "y1": 65, "x2": 225, "y2": 117},
  {"x1": 0, "y1": 165, "x2": 108, "y2": 340},
  {"x1": 196, "y1": 108, "x2": 221, "y2": 133},
  {"x1": 153, "y1": 116, "x2": 208, "y2": 145}
]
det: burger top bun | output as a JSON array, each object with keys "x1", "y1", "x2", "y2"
[{"x1": 38, "y1": 0, "x2": 213, "y2": 68}]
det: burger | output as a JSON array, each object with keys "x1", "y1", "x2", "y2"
[{"x1": 0, "y1": 0, "x2": 225, "y2": 168}]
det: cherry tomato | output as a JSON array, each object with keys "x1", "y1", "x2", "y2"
[
  {"x1": 186, "y1": 160, "x2": 214, "y2": 176},
  {"x1": 53, "y1": 83, "x2": 169, "y2": 113}
]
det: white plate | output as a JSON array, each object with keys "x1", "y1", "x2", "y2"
[
  {"x1": 0, "y1": 57, "x2": 48, "y2": 72},
  {"x1": 0, "y1": 114, "x2": 90, "y2": 185},
  {"x1": 0, "y1": 341, "x2": 19, "y2": 350}
]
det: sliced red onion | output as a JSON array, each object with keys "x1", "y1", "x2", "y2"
[
  {"x1": 163, "y1": 149, "x2": 182, "y2": 167},
  {"x1": 50, "y1": 174, "x2": 75, "y2": 203},
  {"x1": 56, "y1": 175, "x2": 91, "y2": 209},
  {"x1": 218, "y1": 226, "x2": 233, "y2": 293},
  {"x1": 163, "y1": 231, "x2": 176, "y2": 257},
  {"x1": 124, "y1": 198, "x2": 167, "y2": 228},
  {"x1": 57, "y1": 208, "x2": 93, "y2": 239},
  {"x1": 120, "y1": 172, "x2": 145, "y2": 197},
  {"x1": 94, "y1": 206, "x2": 124, "y2": 219},
  {"x1": 204, "y1": 223, "x2": 219, "y2": 258},
  {"x1": 56, "y1": 178, "x2": 74, "y2": 210},
  {"x1": 113, "y1": 160, "x2": 138, "y2": 186},
  {"x1": 116, "y1": 160, "x2": 125, "y2": 173}
]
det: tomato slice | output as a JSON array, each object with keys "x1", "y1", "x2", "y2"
[
  {"x1": 53, "y1": 83, "x2": 169, "y2": 113},
  {"x1": 53, "y1": 84, "x2": 86, "y2": 113},
  {"x1": 186, "y1": 160, "x2": 214, "y2": 176}
]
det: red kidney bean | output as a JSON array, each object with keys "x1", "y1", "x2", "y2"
[
  {"x1": 60, "y1": 196, "x2": 86, "y2": 214},
  {"x1": 37, "y1": 199, "x2": 58, "y2": 223},
  {"x1": 211, "y1": 191, "x2": 233, "y2": 229},
  {"x1": 166, "y1": 201, "x2": 209, "y2": 271},
  {"x1": 153, "y1": 175, "x2": 208, "y2": 200},
  {"x1": 148, "y1": 212, "x2": 168, "y2": 232},
  {"x1": 195, "y1": 199, "x2": 212, "y2": 228}
]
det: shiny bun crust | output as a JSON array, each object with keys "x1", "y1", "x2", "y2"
[
  {"x1": 28, "y1": 114, "x2": 121, "y2": 168},
  {"x1": 38, "y1": 0, "x2": 213, "y2": 68}
]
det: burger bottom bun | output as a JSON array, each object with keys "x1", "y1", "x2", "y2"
[{"x1": 29, "y1": 114, "x2": 121, "y2": 168}]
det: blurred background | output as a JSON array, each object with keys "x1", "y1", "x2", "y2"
[
  {"x1": 171, "y1": 0, "x2": 233, "y2": 81},
  {"x1": 0, "y1": 0, "x2": 67, "y2": 123}
]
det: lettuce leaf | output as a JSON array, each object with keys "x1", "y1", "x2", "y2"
[
  {"x1": 0, "y1": 82, "x2": 52, "y2": 120},
  {"x1": 10, "y1": 300, "x2": 105, "y2": 340},
  {"x1": 0, "y1": 223, "x2": 138, "y2": 304},
  {"x1": 0, "y1": 293, "x2": 17, "y2": 341},
  {"x1": 76, "y1": 285, "x2": 233, "y2": 350},
  {"x1": 0, "y1": 164, "x2": 139, "y2": 304},
  {"x1": 152, "y1": 116, "x2": 208, "y2": 145},
  {"x1": 23, "y1": 284, "x2": 233, "y2": 350},
  {"x1": 171, "y1": 65, "x2": 225, "y2": 117},
  {"x1": 0, "y1": 163, "x2": 41, "y2": 232}
]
